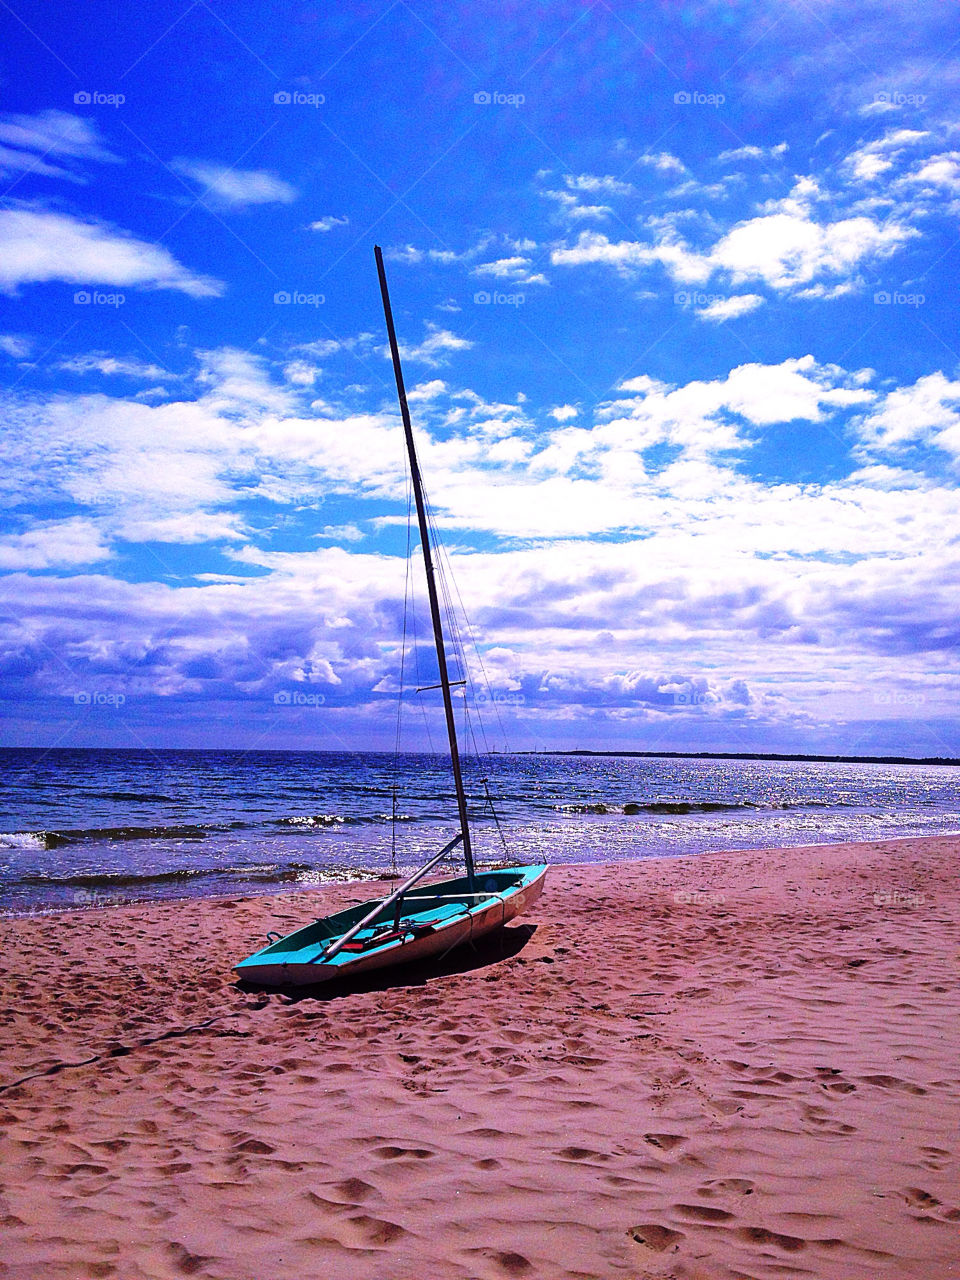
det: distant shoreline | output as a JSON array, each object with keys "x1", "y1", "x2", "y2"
[{"x1": 531, "y1": 749, "x2": 960, "y2": 767}]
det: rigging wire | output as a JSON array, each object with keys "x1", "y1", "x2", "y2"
[
  {"x1": 418, "y1": 479, "x2": 513, "y2": 860},
  {"x1": 390, "y1": 470, "x2": 415, "y2": 881}
]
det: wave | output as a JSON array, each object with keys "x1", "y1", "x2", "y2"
[
  {"x1": 21, "y1": 861, "x2": 392, "y2": 896},
  {"x1": 0, "y1": 831, "x2": 49, "y2": 850},
  {"x1": 4, "y1": 824, "x2": 224, "y2": 850},
  {"x1": 556, "y1": 798, "x2": 851, "y2": 817},
  {"x1": 274, "y1": 812, "x2": 420, "y2": 828},
  {"x1": 274, "y1": 814, "x2": 347, "y2": 828}
]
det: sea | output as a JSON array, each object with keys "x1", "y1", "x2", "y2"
[{"x1": 1, "y1": 748, "x2": 958, "y2": 914}]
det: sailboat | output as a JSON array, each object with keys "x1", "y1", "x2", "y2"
[{"x1": 233, "y1": 246, "x2": 547, "y2": 988}]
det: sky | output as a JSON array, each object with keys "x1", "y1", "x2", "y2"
[{"x1": 1, "y1": 0, "x2": 959, "y2": 757}]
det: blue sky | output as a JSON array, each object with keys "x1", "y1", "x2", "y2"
[{"x1": 1, "y1": 0, "x2": 959, "y2": 755}]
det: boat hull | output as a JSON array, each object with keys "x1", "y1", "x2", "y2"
[{"x1": 234, "y1": 864, "x2": 547, "y2": 988}]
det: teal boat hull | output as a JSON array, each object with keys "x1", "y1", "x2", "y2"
[{"x1": 234, "y1": 864, "x2": 547, "y2": 987}]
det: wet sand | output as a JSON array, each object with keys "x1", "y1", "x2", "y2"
[{"x1": 1, "y1": 835, "x2": 959, "y2": 1279}]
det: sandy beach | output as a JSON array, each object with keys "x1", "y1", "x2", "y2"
[{"x1": 2, "y1": 834, "x2": 958, "y2": 1279}]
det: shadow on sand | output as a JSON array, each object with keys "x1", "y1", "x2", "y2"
[{"x1": 236, "y1": 923, "x2": 537, "y2": 1003}]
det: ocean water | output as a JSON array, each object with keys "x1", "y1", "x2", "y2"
[{"x1": 1, "y1": 748, "x2": 958, "y2": 913}]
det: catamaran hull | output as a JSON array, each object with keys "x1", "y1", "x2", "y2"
[{"x1": 235, "y1": 866, "x2": 546, "y2": 988}]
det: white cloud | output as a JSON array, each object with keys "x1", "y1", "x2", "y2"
[
  {"x1": 172, "y1": 160, "x2": 297, "y2": 208},
  {"x1": 2, "y1": 346, "x2": 959, "y2": 738},
  {"x1": 121, "y1": 511, "x2": 249, "y2": 543},
  {"x1": 717, "y1": 142, "x2": 788, "y2": 162},
  {"x1": 854, "y1": 373, "x2": 960, "y2": 460},
  {"x1": 0, "y1": 334, "x2": 33, "y2": 358},
  {"x1": 0, "y1": 209, "x2": 224, "y2": 297},
  {"x1": 316, "y1": 524, "x2": 365, "y2": 542},
  {"x1": 564, "y1": 173, "x2": 636, "y2": 196},
  {"x1": 308, "y1": 215, "x2": 349, "y2": 231},
  {"x1": 0, "y1": 144, "x2": 82, "y2": 183},
  {"x1": 549, "y1": 405, "x2": 579, "y2": 421},
  {"x1": 906, "y1": 151, "x2": 960, "y2": 193},
  {"x1": 637, "y1": 151, "x2": 686, "y2": 174},
  {"x1": 710, "y1": 180, "x2": 914, "y2": 289},
  {"x1": 282, "y1": 360, "x2": 320, "y2": 386},
  {"x1": 471, "y1": 256, "x2": 548, "y2": 285},
  {"x1": 396, "y1": 325, "x2": 474, "y2": 367},
  {"x1": 0, "y1": 110, "x2": 120, "y2": 163},
  {"x1": 697, "y1": 293, "x2": 765, "y2": 322},
  {"x1": 541, "y1": 189, "x2": 612, "y2": 221},
  {"x1": 55, "y1": 353, "x2": 178, "y2": 381},
  {"x1": 859, "y1": 99, "x2": 900, "y2": 117},
  {"x1": 0, "y1": 517, "x2": 111, "y2": 569},
  {"x1": 845, "y1": 127, "x2": 929, "y2": 180},
  {"x1": 552, "y1": 179, "x2": 916, "y2": 294}
]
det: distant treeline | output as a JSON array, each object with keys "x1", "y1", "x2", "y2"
[{"x1": 533, "y1": 750, "x2": 960, "y2": 767}]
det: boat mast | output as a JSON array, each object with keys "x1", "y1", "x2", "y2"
[{"x1": 375, "y1": 245, "x2": 476, "y2": 890}]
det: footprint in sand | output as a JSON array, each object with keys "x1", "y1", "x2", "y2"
[
  {"x1": 859, "y1": 1073, "x2": 927, "y2": 1095},
  {"x1": 371, "y1": 1144, "x2": 434, "y2": 1160},
  {"x1": 466, "y1": 1246, "x2": 533, "y2": 1276},
  {"x1": 674, "y1": 1203, "x2": 735, "y2": 1223},
  {"x1": 328, "y1": 1177, "x2": 378, "y2": 1203},
  {"x1": 643, "y1": 1132, "x2": 686, "y2": 1151},
  {"x1": 697, "y1": 1177, "x2": 755, "y2": 1197},
  {"x1": 344, "y1": 1214, "x2": 408, "y2": 1246},
  {"x1": 919, "y1": 1145, "x2": 950, "y2": 1170},
  {"x1": 735, "y1": 1225, "x2": 807, "y2": 1253},
  {"x1": 627, "y1": 1222, "x2": 684, "y2": 1253}
]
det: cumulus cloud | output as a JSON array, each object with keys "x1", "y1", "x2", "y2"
[
  {"x1": 471, "y1": 256, "x2": 548, "y2": 285},
  {"x1": 1, "y1": 347, "x2": 958, "y2": 737},
  {"x1": 0, "y1": 209, "x2": 224, "y2": 296},
  {"x1": 0, "y1": 517, "x2": 111, "y2": 569},
  {"x1": 905, "y1": 151, "x2": 960, "y2": 194},
  {"x1": 395, "y1": 325, "x2": 474, "y2": 367},
  {"x1": 854, "y1": 373, "x2": 960, "y2": 460},
  {"x1": 845, "y1": 127, "x2": 929, "y2": 181},
  {"x1": 564, "y1": 173, "x2": 637, "y2": 196},
  {"x1": 552, "y1": 178, "x2": 915, "y2": 295},
  {"x1": 308, "y1": 215, "x2": 349, "y2": 231},
  {"x1": 541, "y1": 189, "x2": 613, "y2": 221},
  {"x1": 696, "y1": 293, "x2": 765, "y2": 322}
]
